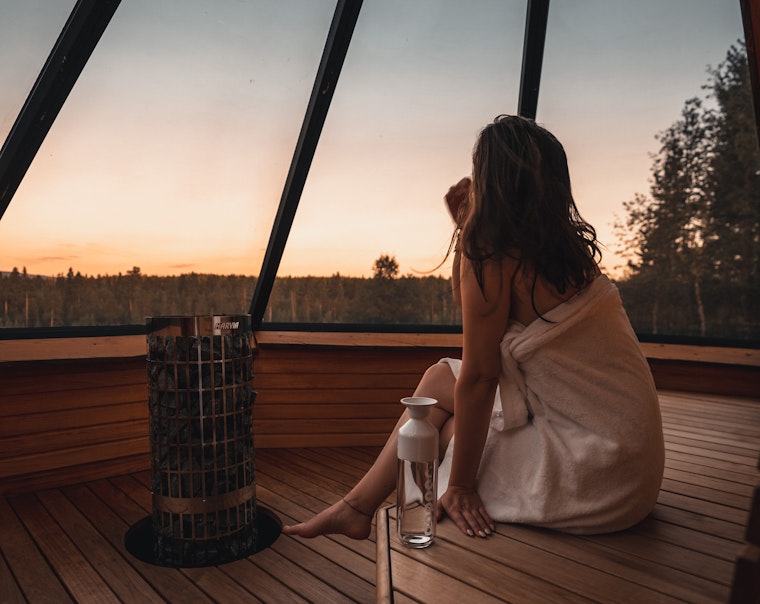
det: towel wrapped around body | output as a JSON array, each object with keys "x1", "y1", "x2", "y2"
[{"x1": 437, "y1": 274, "x2": 665, "y2": 534}]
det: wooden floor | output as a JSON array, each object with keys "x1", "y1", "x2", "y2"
[{"x1": 1, "y1": 391, "x2": 758, "y2": 603}]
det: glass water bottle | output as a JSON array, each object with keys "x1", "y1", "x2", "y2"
[{"x1": 396, "y1": 396, "x2": 438, "y2": 548}]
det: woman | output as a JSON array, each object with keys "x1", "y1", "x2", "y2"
[{"x1": 283, "y1": 115, "x2": 664, "y2": 540}]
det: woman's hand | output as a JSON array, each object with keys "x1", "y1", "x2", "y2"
[
  {"x1": 439, "y1": 485, "x2": 495, "y2": 538},
  {"x1": 444, "y1": 177, "x2": 471, "y2": 227}
]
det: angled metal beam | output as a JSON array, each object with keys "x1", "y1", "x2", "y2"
[
  {"x1": 517, "y1": 0, "x2": 550, "y2": 120},
  {"x1": 249, "y1": 0, "x2": 363, "y2": 328},
  {"x1": 0, "y1": 0, "x2": 121, "y2": 220}
]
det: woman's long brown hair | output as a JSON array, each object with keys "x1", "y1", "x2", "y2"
[{"x1": 459, "y1": 115, "x2": 600, "y2": 301}]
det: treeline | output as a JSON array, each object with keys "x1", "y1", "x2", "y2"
[
  {"x1": 1, "y1": 263, "x2": 756, "y2": 339},
  {"x1": 0, "y1": 267, "x2": 461, "y2": 328},
  {"x1": 1, "y1": 44, "x2": 757, "y2": 341},
  {"x1": 614, "y1": 43, "x2": 759, "y2": 341}
]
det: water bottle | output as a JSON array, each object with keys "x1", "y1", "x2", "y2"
[{"x1": 396, "y1": 396, "x2": 438, "y2": 548}]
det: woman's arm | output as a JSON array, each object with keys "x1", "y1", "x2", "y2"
[{"x1": 441, "y1": 254, "x2": 515, "y2": 536}]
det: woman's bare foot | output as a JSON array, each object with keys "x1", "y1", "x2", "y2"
[{"x1": 282, "y1": 498, "x2": 373, "y2": 540}]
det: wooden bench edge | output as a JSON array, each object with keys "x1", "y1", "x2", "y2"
[{"x1": 376, "y1": 505, "x2": 393, "y2": 604}]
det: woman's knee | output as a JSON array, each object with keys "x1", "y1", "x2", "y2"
[{"x1": 415, "y1": 362, "x2": 456, "y2": 411}]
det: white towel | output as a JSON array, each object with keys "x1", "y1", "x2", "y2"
[{"x1": 437, "y1": 275, "x2": 665, "y2": 534}]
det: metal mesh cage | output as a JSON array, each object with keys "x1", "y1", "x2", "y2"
[{"x1": 146, "y1": 315, "x2": 256, "y2": 567}]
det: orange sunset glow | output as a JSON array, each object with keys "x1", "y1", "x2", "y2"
[{"x1": 0, "y1": 0, "x2": 746, "y2": 280}]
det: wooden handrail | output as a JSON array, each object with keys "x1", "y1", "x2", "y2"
[{"x1": 0, "y1": 332, "x2": 757, "y2": 366}]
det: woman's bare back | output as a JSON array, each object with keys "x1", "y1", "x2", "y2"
[{"x1": 509, "y1": 265, "x2": 594, "y2": 327}]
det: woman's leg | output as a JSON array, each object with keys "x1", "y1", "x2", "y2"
[{"x1": 282, "y1": 361, "x2": 457, "y2": 539}]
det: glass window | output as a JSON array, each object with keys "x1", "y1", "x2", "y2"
[
  {"x1": 266, "y1": 0, "x2": 526, "y2": 326},
  {"x1": 0, "y1": 0, "x2": 76, "y2": 144},
  {"x1": 0, "y1": 0, "x2": 334, "y2": 328},
  {"x1": 539, "y1": 0, "x2": 754, "y2": 340},
  {"x1": 1, "y1": 1, "x2": 755, "y2": 342}
]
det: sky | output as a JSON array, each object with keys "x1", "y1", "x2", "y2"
[{"x1": 0, "y1": 0, "x2": 748, "y2": 280}]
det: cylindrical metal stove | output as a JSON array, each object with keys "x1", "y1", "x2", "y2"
[{"x1": 146, "y1": 315, "x2": 256, "y2": 567}]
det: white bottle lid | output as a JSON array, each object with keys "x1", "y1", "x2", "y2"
[{"x1": 397, "y1": 397, "x2": 439, "y2": 462}]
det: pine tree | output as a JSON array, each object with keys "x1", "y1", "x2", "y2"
[{"x1": 617, "y1": 42, "x2": 759, "y2": 339}]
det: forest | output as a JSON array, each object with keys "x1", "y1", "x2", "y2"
[{"x1": 1, "y1": 45, "x2": 757, "y2": 341}]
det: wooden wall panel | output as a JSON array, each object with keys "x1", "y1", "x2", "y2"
[
  {"x1": 0, "y1": 357, "x2": 150, "y2": 496},
  {"x1": 0, "y1": 342, "x2": 756, "y2": 496},
  {"x1": 251, "y1": 345, "x2": 456, "y2": 448}
]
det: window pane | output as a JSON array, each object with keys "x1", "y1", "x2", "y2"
[
  {"x1": 0, "y1": 0, "x2": 76, "y2": 144},
  {"x1": 539, "y1": 0, "x2": 754, "y2": 340},
  {"x1": 266, "y1": 0, "x2": 526, "y2": 325},
  {"x1": 0, "y1": 0, "x2": 334, "y2": 328}
]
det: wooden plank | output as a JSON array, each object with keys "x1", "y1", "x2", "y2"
[
  {"x1": 257, "y1": 485, "x2": 377, "y2": 584},
  {"x1": 106, "y1": 473, "x2": 344, "y2": 603},
  {"x1": 253, "y1": 350, "x2": 452, "y2": 375},
  {"x1": 431, "y1": 525, "x2": 683, "y2": 603},
  {"x1": 256, "y1": 332, "x2": 462, "y2": 348},
  {"x1": 178, "y1": 565, "x2": 267, "y2": 603},
  {"x1": 132, "y1": 459, "x2": 378, "y2": 598},
  {"x1": 254, "y1": 457, "x2": 378, "y2": 562},
  {"x1": 650, "y1": 502, "x2": 746, "y2": 542},
  {"x1": 640, "y1": 343, "x2": 759, "y2": 366},
  {"x1": 254, "y1": 418, "x2": 397, "y2": 436},
  {"x1": 388, "y1": 517, "x2": 593, "y2": 603},
  {"x1": 257, "y1": 448, "x2": 363, "y2": 491},
  {"x1": 2, "y1": 332, "x2": 757, "y2": 367},
  {"x1": 63, "y1": 483, "x2": 214, "y2": 603},
  {"x1": 9, "y1": 493, "x2": 120, "y2": 603},
  {"x1": 0, "y1": 401, "x2": 148, "y2": 438},
  {"x1": 35, "y1": 489, "x2": 164, "y2": 603},
  {"x1": 664, "y1": 441, "x2": 759, "y2": 471},
  {"x1": 0, "y1": 336, "x2": 145, "y2": 361},
  {"x1": 271, "y1": 535, "x2": 375, "y2": 602},
  {"x1": 0, "y1": 436, "x2": 149, "y2": 479},
  {"x1": 0, "y1": 384, "x2": 147, "y2": 417},
  {"x1": 0, "y1": 547, "x2": 26, "y2": 604},
  {"x1": 0, "y1": 359, "x2": 144, "y2": 393},
  {"x1": 254, "y1": 402, "x2": 400, "y2": 420},
  {"x1": 315, "y1": 446, "x2": 385, "y2": 472},
  {"x1": 86, "y1": 478, "x2": 252, "y2": 602},
  {"x1": 245, "y1": 544, "x2": 359, "y2": 603},
  {"x1": 659, "y1": 477, "x2": 751, "y2": 511},
  {"x1": 661, "y1": 417, "x2": 760, "y2": 446},
  {"x1": 254, "y1": 433, "x2": 389, "y2": 448},
  {"x1": 665, "y1": 449, "x2": 760, "y2": 483},
  {"x1": 649, "y1": 360, "x2": 760, "y2": 397},
  {"x1": 255, "y1": 389, "x2": 409, "y2": 404},
  {"x1": 663, "y1": 432, "x2": 760, "y2": 458},
  {"x1": 0, "y1": 497, "x2": 73, "y2": 603},
  {"x1": 389, "y1": 547, "x2": 507, "y2": 604},
  {"x1": 0, "y1": 419, "x2": 147, "y2": 457},
  {"x1": 663, "y1": 464, "x2": 756, "y2": 498},
  {"x1": 376, "y1": 503, "x2": 392, "y2": 604},
  {"x1": 628, "y1": 515, "x2": 740, "y2": 562},
  {"x1": 494, "y1": 522, "x2": 728, "y2": 603},
  {"x1": 0, "y1": 452, "x2": 148, "y2": 498},
  {"x1": 663, "y1": 426, "x2": 760, "y2": 451},
  {"x1": 214, "y1": 557, "x2": 309, "y2": 603},
  {"x1": 257, "y1": 372, "x2": 423, "y2": 390},
  {"x1": 656, "y1": 487, "x2": 749, "y2": 525}
]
